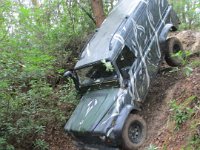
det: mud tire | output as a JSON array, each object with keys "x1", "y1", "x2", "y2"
[
  {"x1": 122, "y1": 114, "x2": 147, "y2": 150},
  {"x1": 165, "y1": 37, "x2": 185, "y2": 67}
]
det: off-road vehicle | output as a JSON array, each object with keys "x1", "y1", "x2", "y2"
[{"x1": 64, "y1": 0, "x2": 184, "y2": 149}]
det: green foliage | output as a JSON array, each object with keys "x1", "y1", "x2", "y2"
[
  {"x1": 170, "y1": 50, "x2": 195, "y2": 77},
  {"x1": 183, "y1": 65, "x2": 193, "y2": 77},
  {"x1": 0, "y1": 0, "x2": 85, "y2": 149},
  {"x1": 2, "y1": 0, "x2": 199, "y2": 149},
  {"x1": 33, "y1": 139, "x2": 49, "y2": 150},
  {"x1": 191, "y1": 59, "x2": 200, "y2": 68},
  {"x1": 0, "y1": 79, "x2": 77, "y2": 149},
  {"x1": 169, "y1": 96, "x2": 196, "y2": 129},
  {"x1": 189, "y1": 134, "x2": 200, "y2": 149},
  {"x1": 101, "y1": 59, "x2": 114, "y2": 72},
  {"x1": 184, "y1": 133, "x2": 200, "y2": 150},
  {"x1": 147, "y1": 144, "x2": 159, "y2": 150},
  {"x1": 59, "y1": 79, "x2": 78, "y2": 105},
  {"x1": 169, "y1": 0, "x2": 200, "y2": 30},
  {"x1": 182, "y1": 51, "x2": 195, "y2": 76},
  {"x1": 172, "y1": 50, "x2": 191, "y2": 65},
  {"x1": 0, "y1": 138, "x2": 14, "y2": 150}
]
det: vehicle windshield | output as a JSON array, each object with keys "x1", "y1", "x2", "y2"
[{"x1": 76, "y1": 61, "x2": 117, "y2": 86}]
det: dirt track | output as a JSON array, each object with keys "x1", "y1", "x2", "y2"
[{"x1": 139, "y1": 54, "x2": 200, "y2": 149}]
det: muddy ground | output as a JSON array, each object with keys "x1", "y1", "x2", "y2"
[{"x1": 48, "y1": 30, "x2": 200, "y2": 150}]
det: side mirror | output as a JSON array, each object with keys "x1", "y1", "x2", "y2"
[
  {"x1": 63, "y1": 70, "x2": 80, "y2": 91},
  {"x1": 64, "y1": 71, "x2": 73, "y2": 78}
]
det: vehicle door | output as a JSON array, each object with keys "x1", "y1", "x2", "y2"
[
  {"x1": 124, "y1": 0, "x2": 161, "y2": 101},
  {"x1": 125, "y1": 3, "x2": 151, "y2": 101}
]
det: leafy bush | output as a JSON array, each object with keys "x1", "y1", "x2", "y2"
[
  {"x1": 169, "y1": 0, "x2": 200, "y2": 30},
  {"x1": 190, "y1": 134, "x2": 200, "y2": 149},
  {"x1": 0, "y1": 0, "x2": 87, "y2": 149},
  {"x1": 147, "y1": 144, "x2": 159, "y2": 150},
  {"x1": 0, "y1": 78, "x2": 77, "y2": 149},
  {"x1": 169, "y1": 96, "x2": 197, "y2": 129},
  {"x1": 33, "y1": 139, "x2": 49, "y2": 150},
  {"x1": 0, "y1": 137, "x2": 14, "y2": 150}
]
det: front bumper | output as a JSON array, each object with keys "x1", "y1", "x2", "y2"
[
  {"x1": 68, "y1": 132, "x2": 119, "y2": 149},
  {"x1": 66, "y1": 105, "x2": 135, "y2": 148},
  {"x1": 73, "y1": 139, "x2": 120, "y2": 150}
]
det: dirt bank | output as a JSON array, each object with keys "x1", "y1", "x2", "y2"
[
  {"x1": 139, "y1": 54, "x2": 200, "y2": 150},
  {"x1": 170, "y1": 30, "x2": 200, "y2": 54}
]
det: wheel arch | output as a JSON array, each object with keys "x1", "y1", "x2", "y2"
[
  {"x1": 111, "y1": 104, "x2": 140, "y2": 144},
  {"x1": 159, "y1": 23, "x2": 177, "y2": 44}
]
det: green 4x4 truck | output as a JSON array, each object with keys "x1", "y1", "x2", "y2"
[{"x1": 64, "y1": 0, "x2": 184, "y2": 149}]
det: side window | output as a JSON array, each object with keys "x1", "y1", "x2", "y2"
[{"x1": 116, "y1": 46, "x2": 136, "y2": 78}]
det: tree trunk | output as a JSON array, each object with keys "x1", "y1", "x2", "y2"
[
  {"x1": 91, "y1": 0, "x2": 105, "y2": 27},
  {"x1": 31, "y1": 0, "x2": 40, "y2": 7}
]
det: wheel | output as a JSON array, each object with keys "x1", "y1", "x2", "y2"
[
  {"x1": 122, "y1": 114, "x2": 147, "y2": 150},
  {"x1": 165, "y1": 37, "x2": 185, "y2": 67}
]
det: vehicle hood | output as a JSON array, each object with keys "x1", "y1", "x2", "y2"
[{"x1": 65, "y1": 88, "x2": 120, "y2": 133}]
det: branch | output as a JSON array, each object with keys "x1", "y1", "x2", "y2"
[
  {"x1": 0, "y1": 32, "x2": 8, "y2": 42},
  {"x1": 66, "y1": 0, "x2": 75, "y2": 33},
  {"x1": 0, "y1": 27, "x2": 10, "y2": 42},
  {"x1": 77, "y1": 2, "x2": 96, "y2": 25}
]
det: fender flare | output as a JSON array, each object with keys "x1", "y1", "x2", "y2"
[
  {"x1": 110, "y1": 104, "x2": 140, "y2": 144},
  {"x1": 159, "y1": 23, "x2": 174, "y2": 44}
]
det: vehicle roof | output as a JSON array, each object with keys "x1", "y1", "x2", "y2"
[{"x1": 75, "y1": 0, "x2": 142, "y2": 69}]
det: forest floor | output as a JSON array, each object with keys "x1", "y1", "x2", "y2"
[
  {"x1": 139, "y1": 54, "x2": 200, "y2": 150},
  {"x1": 47, "y1": 30, "x2": 200, "y2": 150}
]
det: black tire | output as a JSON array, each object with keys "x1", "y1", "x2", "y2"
[
  {"x1": 165, "y1": 37, "x2": 185, "y2": 67},
  {"x1": 122, "y1": 114, "x2": 147, "y2": 150}
]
